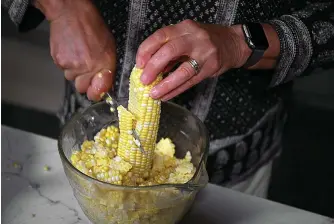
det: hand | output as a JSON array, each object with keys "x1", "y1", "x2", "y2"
[
  {"x1": 35, "y1": 0, "x2": 116, "y2": 101},
  {"x1": 136, "y1": 20, "x2": 251, "y2": 101}
]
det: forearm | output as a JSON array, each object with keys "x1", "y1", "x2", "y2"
[{"x1": 34, "y1": 0, "x2": 103, "y2": 25}]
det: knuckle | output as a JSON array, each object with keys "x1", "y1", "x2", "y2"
[
  {"x1": 53, "y1": 53, "x2": 83, "y2": 70},
  {"x1": 137, "y1": 45, "x2": 145, "y2": 56},
  {"x1": 145, "y1": 60, "x2": 158, "y2": 72},
  {"x1": 207, "y1": 42, "x2": 217, "y2": 52},
  {"x1": 72, "y1": 60, "x2": 81, "y2": 69},
  {"x1": 210, "y1": 60, "x2": 221, "y2": 71},
  {"x1": 84, "y1": 59, "x2": 95, "y2": 72},
  {"x1": 181, "y1": 19, "x2": 197, "y2": 28},
  {"x1": 206, "y1": 47, "x2": 221, "y2": 70},
  {"x1": 154, "y1": 28, "x2": 167, "y2": 42},
  {"x1": 181, "y1": 65, "x2": 194, "y2": 79},
  {"x1": 64, "y1": 71, "x2": 75, "y2": 81},
  {"x1": 164, "y1": 42, "x2": 177, "y2": 56},
  {"x1": 197, "y1": 29, "x2": 210, "y2": 39},
  {"x1": 212, "y1": 56, "x2": 220, "y2": 67},
  {"x1": 54, "y1": 53, "x2": 66, "y2": 67}
]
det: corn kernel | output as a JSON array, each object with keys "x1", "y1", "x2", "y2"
[{"x1": 43, "y1": 165, "x2": 50, "y2": 171}]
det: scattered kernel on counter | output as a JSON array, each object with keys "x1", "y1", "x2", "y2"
[
  {"x1": 43, "y1": 165, "x2": 50, "y2": 171},
  {"x1": 70, "y1": 125, "x2": 195, "y2": 186},
  {"x1": 13, "y1": 162, "x2": 21, "y2": 169}
]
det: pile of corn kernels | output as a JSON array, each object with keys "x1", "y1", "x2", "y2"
[{"x1": 70, "y1": 125, "x2": 195, "y2": 186}]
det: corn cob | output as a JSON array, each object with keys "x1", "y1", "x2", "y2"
[
  {"x1": 117, "y1": 67, "x2": 163, "y2": 176},
  {"x1": 70, "y1": 66, "x2": 195, "y2": 188}
]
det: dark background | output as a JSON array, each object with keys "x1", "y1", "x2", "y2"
[{"x1": 2, "y1": 10, "x2": 334, "y2": 218}]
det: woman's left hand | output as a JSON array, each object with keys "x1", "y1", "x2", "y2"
[{"x1": 136, "y1": 19, "x2": 251, "y2": 101}]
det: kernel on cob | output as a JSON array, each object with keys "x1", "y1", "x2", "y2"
[{"x1": 117, "y1": 67, "x2": 163, "y2": 176}]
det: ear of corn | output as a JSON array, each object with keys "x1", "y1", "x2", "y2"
[
  {"x1": 70, "y1": 65, "x2": 196, "y2": 189},
  {"x1": 117, "y1": 67, "x2": 163, "y2": 177}
]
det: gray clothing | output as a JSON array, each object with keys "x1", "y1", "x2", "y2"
[{"x1": 3, "y1": 0, "x2": 334, "y2": 185}]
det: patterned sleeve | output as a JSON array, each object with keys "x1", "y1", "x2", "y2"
[
  {"x1": 2, "y1": 0, "x2": 45, "y2": 32},
  {"x1": 269, "y1": 1, "x2": 334, "y2": 87}
]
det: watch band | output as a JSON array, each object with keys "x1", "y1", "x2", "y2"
[
  {"x1": 243, "y1": 48, "x2": 265, "y2": 68},
  {"x1": 241, "y1": 23, "x2": 269, "y2": 68}
]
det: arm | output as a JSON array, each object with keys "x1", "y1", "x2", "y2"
[
  {"x1": 243, "y1": 1, "x2": 334, "y2": 87},
  {"x1": 135, "y1": 1, "x2": 334, "y2": 100},
  {"x1": 2, "y1": 0, "x2": 45, "y2": 32},
  {"x1": 3, "y1": 0, "x2": 117, "y2": 100}
]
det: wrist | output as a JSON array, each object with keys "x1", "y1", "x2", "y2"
[
  {"x1": 230, "y1": 24, "x2": 252, "y2": 68},
  {"x1": 247, "y1": 23, "x2": 280, "y2": 69},
  {"x1": 261, "y1": 23, "x2": 280, "y2": 59},
  {"x1": 33, "y1": 0, "x2": 67, "y2": 21},
  {"x1": 231, "y1": 23, "x2": 280, "y2": 69}
]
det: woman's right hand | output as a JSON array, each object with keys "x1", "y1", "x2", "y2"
[{"x1": 34, "y1": 0, "x2": 116, "y2": 101}]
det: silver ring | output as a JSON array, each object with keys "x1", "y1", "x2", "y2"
[{"x1": 187, "y1": 58, "x2": 200, "y2": 75}]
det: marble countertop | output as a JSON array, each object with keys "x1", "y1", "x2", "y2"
[{"x1": 2, "y1": 126, "x2": 333, "y2": 224}]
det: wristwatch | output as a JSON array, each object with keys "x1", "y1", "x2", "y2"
[{"x1": 241, "y1": 23, "x2": 269, "y2": 68}]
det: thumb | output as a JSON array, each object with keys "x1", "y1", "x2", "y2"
[{"x1": 87, "y1": 69, "x2": 114, "y2": 101}]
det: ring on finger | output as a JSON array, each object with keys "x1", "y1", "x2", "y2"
[{"x1": 187, "y1": 58, "x2": 200, "y2": 75}]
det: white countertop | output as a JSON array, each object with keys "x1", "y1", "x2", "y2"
[{"x1": 2, "y1": 126, "x2": 333, "y2": 224}]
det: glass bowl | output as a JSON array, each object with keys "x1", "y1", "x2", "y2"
[{"x1": 58, "y1": 101, "x2": 209, "y2": 224}]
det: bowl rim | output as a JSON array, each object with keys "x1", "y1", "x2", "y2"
[{"x1": 57, "y1": 101, "x2": 209, "y2": 190}]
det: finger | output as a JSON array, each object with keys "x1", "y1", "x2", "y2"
[
  {"x1": 163, "y1": 55, "x2": 190, "y2": 73},
  {"x1": 150, "y1": 59, "x2": 201, "y2": 99},
  {"x1": 64, "y1": 69, "x2": 80, "y2": 81},
  {"x1": 87, "y1": 69, "x2": 114, "y2": 101},
  {"x1": 75, "y1": 73, "x2": 93, "y2": 93},
  {"x1": 160, "y1": 76, "x2": 202, "y2": 101},
  {"x1": 136, "y1": 24, "x2": 188, "y2": 68},
  {"x1": 160, "y1": 61, "x2": 219, "y2": 101},
  {"x1": 163, "y1": 60, "x2": 180, "y2": 74},
  {"x1": 140, "y1": 37, "x2": 191, "y2": 85}
]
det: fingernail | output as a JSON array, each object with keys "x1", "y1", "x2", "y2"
[
  {"x1": 150, "y1": 88, "x2": 159, "y2": 98},
  {"x1": 88, "y1": 94, "x2": 98, "y2": 102},
  {"x1": 137, "y1": 58, "x2": 144, "y2": 68},
  {"x1": 140, "y1": 73, "x2": 149, "y2": 85},
  {"x1": 161, "y1": 97, "x2": 168, "y2": 102}
]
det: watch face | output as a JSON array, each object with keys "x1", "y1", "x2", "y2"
[{"x1": 244, "y1": 23, "x2": 269, "y2": 51}]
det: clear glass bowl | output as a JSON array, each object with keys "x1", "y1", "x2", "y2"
[{"x1": 58, "y1": 101, "x2": 209, "y2": 224}]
